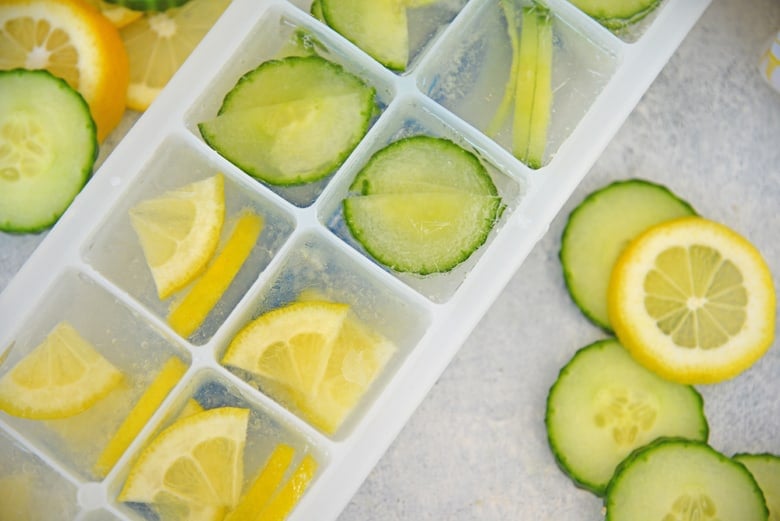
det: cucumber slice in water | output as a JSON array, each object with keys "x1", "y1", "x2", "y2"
[
  {"x1": 103, "y1": 0, "x2": 192, "y2": 11},
  {"x1": 343, "y1": 136, "x2": 502, "y2": 274},
  {"x1": 559, "y1": 179, "x2": 696, "y2": 331},
  {"x1": 734, "y1": 453, "x2": 780, "y2": 521},
  {"x1": 545, "y1": 339, "x2": 708, "y2": 495},
  {"x1": 321, "y1": 0, "x2": 409, "y2": 71},
  {"x1": 199, "y1": 56, "x2": 376, "y2": 186},
  {"x1": 0, "y1": 69, "x2": 97, "y2": 233},
  {"x1": 350, "y1": 135, "x2": 497, "y2": 196},
  {"x1": 606, "y1": 438, "x2": 768, "y2": 521},
  {"x1": 568, "y1": 0, "x2": 661, "y2": 30}
]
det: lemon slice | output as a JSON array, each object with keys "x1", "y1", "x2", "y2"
[
  {"x1": 119, "y1": 0, "x2": 230, "y2": 111},
  {"x1": 222, "y1": 300, "x2": 350, "y2": 398},
  {"x1": 167, "y1": 210, "x2": 264, "y2": 338},
  {"x1": 608, "y1": 216, "x2": 776, "y2": 384},
  {"x1": 119, "y1": 406, "x2": 249, "y2": 518},
  {"x1": 257, "y1": 454, "x2": 318, "y2": 521},
  {"x1": 0, "y1": 321, "x2": 123, "y2": 419},
  {"x1": 129, "y1": 173, "x2": 225, "y2": 300},
  {"x1": 0, "y1": 0, "x2": 129, "y2": 141},
  {"x1": 224, "y1": 444, "x2": 295, "y2": 521},
  {"x1": 305, "y1": 316, "x2": 395, "y2": 433},
  {"x1": 94, "y1": 356, "x2": 187, "y2": 477}
]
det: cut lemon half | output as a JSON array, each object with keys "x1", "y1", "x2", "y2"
[
  {"x1": 119, "y1": 0, "x2": 230, "y2": 111},
  {"x1": 0, "y1": 0, "x2": 129, "y2": 141},
  {"x1": 119, "y1": 406, "x2": 249, "y2": 518},
  {"x1": 608, "y1": 216, "x2": 776, "y2": 384},
  {"x1": 129, "y1": 173, "x2": 225, "y2": 300},
  {"x1": 222, "y1": 301, "x2": 350, "y2": 398},
  {"x1": 0, "y1": 321, "x2": 123, "y2": 419}
]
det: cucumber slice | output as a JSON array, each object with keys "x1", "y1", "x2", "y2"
[
  {"x1": 568, "y1": 0, "x2": 661, "y2": 30},
  {"x1": 345, "y1": 192, "x2": 501, "y2": 274},
  {"x1": 606, "y1": 438, "x2": 768, "y2": 521},
  {"x1": 734, "y1": 453, "x2": 780, "y2": 521},
  {"x1": 559, "y1": 179, "x2": 696, "y2": 331},
  {"x1": 349, "y1": 135, "x2": 497, "y2": 196},
  {"x1": 199, "y1": 56, "x2": 376, "y2": 186},
  {"x1": 343, "y1": 136, "x2": 502, "y2": 274},
  {"x1": 311, "y1": 0, "x2": 325, "y2": 21},
  {"x1": 545, "y1": 339, "x2": 708, "y2": 495},
  {"x1": 0, "y1": 69, "x2": 97, "y2": 233},
  {"x1": 512, "y1": 6, "x2": 553, "y2": 169},
  {"x1": 321, "y1": 0, "x2": 409, "y2": 71},
  {"x1": 102, "y1": 0, "x2": 192, "y2": 11}
]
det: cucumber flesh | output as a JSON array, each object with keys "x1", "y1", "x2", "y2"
[
  {"x1": 606, "y1": 439, "x2": 768, "y2": 521},
  {"x1": 568, "y1": 0, "x2": 661, "y2": 30},
  {"x1": 349, "y1": 135, "x2": 497, "y2": 196},
  {"x1": 0, "y1": 69, "x2": 97, "y2": 233},
  {"x1": 102, "y1": 0, "x2": 192, "y2": 11},
  {"x1": 199, "y1": 56, "x2": 376, "y2": 186},
  {"x1": 734, "y1": 453, "x2": 780, "y2": 521},
  {"x1": 559, "y1": 179, "x2": 696, "y2": 331},
  {"x1": 343, "y1": 136, "x2": 502, "y2": 274},
  {"x1": 321, "y1": 0, "x2": 409, "y2": 71},
  {"x1": 545, "y1": 339, "x2": 708, "y2": 495},
  {"x1": 345, "y1": 192, "x2": 501, "y2": 274}
]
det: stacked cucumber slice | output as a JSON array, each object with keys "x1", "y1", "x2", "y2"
[
  {"x1": 199, "y1": 55, "x2": 377, "y2": 186},
  {"x1": 545, "y1": 338, "x2": 708, "y2": 495},
  {"x1": 343, "y1": 136, "x2": 503, "y2": 274},
  {"x1": 559, "y1": 179, "x2": 696, "y2": 331},
  {"x1": 548, "y1": 178, "x2": 777, "y2": 520}
]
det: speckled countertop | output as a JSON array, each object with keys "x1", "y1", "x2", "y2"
[
  {"x1": 339, "y1": 0, "x2": 780, "y2": 519},
  {"x1": 1, "y1": 0, "x2": 779, "y2": 519}
]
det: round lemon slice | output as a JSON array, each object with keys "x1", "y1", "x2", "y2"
[
  {"x1": 0, "y1": 0, "x2": 129, "y2": 141},
  {"x1": 119, "y1": 406, "x2": 249, "y2": 518},
  {"x1": 129, "y1": 173, "x2": 225, "y2": 300},
  {"x1": 0, "y1": 321, "x2": 123, "y2": 419},
  {"x1": 119, "y1": 0, "x2": 231, "y2": 111},
  {"x1": 608, "y1": 216, "x2": 775, "y2": 384}
]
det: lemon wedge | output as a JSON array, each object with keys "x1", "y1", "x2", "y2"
[
  {"x1": 119, "y1": 406, "x2": 249, "y2": 519},
  {"x1": 0, "y1": 321, "x2": 123, "y2": 419},
  {"x1": 129, "y1": 173, "x2": 225, "y2": 300}
]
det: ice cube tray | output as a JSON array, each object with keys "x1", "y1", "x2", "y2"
[{"x1": 0, "y1": 0, "x2": 711, "y2": 518}]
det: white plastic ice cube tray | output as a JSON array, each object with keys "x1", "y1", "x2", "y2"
[{"x1": 0, "y1": 0, "x2": 711, "y2": 519}]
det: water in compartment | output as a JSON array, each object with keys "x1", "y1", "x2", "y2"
[
  {"x1": 562, "y1": 0, "x2": 670, "y2": 43},
  {"x1": 417, "y1": 0, "x2": 619, "y2": 169},
  {"x1": 185, "y1": 4, "x2": 397, "y2": 208},
  {"x1": 0, "y1": 429, "x2": 79, "y2": 520},
  {"x1": 0, "y1": 271, "x2": 189, "y2": 482},
  {"x1": 108, "y1": 369, "x2": 322, "y2": 521},
  {"x1": 218, "y1": 231, "x2": 430, "y2": 439},
  {"x1": 82, "y1": 136, "x2": 295, "y2": 346},
  {"x1": 288, "y1": 0, "x2": 469, "y2": 73},
  {"x1": 321, "y1": 95, "x2": 526, "y2": 303}
]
